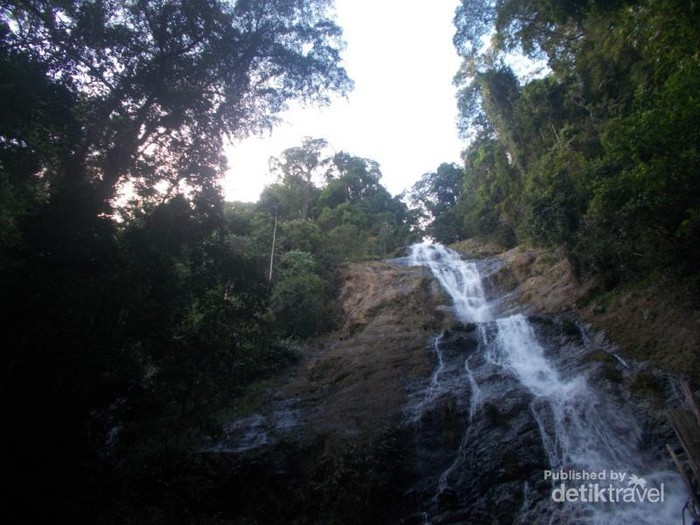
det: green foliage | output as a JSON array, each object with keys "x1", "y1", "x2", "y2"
[
  {"x1": 0, "y1": 1, "x2": 351, "y2": 522},
  {"x1": 224, "y1": 139, "x2": 420, "y2": 342},
  {"x1": 449, "y1": 0, "x2": 700, "y2": 281},
  {"x1": 306, "y1": 432, "x2": 407, "y2": 523},
  {"x1": 628, "y1": 371, "x2": 664, "y2": 401},
  {"x1": 278, "y1": 218, "x2": 322, "y2": 253},
  {"x1": 521, "y1": 148, "x2": 590, "y2": 248},
  {"x1": 409, "y1": 163, "x2": 467, "y2": 243},
  {"x1": 462, "y1": 137, "x2": 520, "y2": 246},
  {"x1": 315, "y1": 151, "x2": 417, "y2": 259},
  {"x1": 271, "y1": 249, "x2": 327, "y2": 337},
  {"x1": 260, "y1": 142, "x2": 418, "y2": 267},
  {"x1": 268, "y1": 137, "x2": 331, "y2": 219},
  {"x1": 209, "y1": 430, "x2": 409, "y2": 525},
  {"x1": 1, "y1": 0, "x2": 352, "y2": 211}
]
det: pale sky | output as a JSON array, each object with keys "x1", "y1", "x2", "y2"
[{"x1": 222, "y1": 0, "x2": 464, "y2": 202}]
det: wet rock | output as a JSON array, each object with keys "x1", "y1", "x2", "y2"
[
  {"x1": 487, "y1": 246, "x2": 600, "y2": 315},
  {"x1": 201, "y1": 246, "x2": 686, "y2": 525}
]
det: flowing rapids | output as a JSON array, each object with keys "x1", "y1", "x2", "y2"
[{"x1": 406, "y1": 242, "x2": 685, "y2": 524}]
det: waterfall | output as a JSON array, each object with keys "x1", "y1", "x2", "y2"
[
  {"x1": 408, "y1": 243, "x2": 490, "y2": 323},
  {"x1": 408, "y1": 242, "x2": 685, "y2": 524},
  {"x1": 410, "y1": 334, "x2": 447, "y2": 423}
]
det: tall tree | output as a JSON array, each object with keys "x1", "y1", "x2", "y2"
[
  {"x1": 451, "y1": 0, "x2": 700, "y2": 277},
  {"x1": 1, "y1": 0, "x2": 352, "y2": 212},
  {"x1": 269, "y1": 137, "x2": 330, "y2": 219},
  {"x1": 410, "y1": 163, "x2": 466, "y2": 244},
  {"x1": 0, "y1": 2, "x2": 351, "y2": 522}
]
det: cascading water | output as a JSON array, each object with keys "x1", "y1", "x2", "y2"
[
  {"x1": 410, "y1": 334, "x2": 447, "y2": 423},
  {"x1": 406, "y1": 242, "x2": 685, "y2": 524},
  {"x1": 408, "y1": 243, "x2": 490, "y2": 323}
]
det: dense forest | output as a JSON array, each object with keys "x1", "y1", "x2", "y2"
[
  {"x1": 1, "y1": 0, "x2": 698, "y2": 523},
  {"x1": 411, "y1": 0, "x2": 700, "y2": 287}
]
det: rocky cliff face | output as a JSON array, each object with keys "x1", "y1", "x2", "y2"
[
  {"x1": 201, "y1": 260, "x2": 450, "y2": 523},
  {"x1": 474, "y1": 243, "x2": 700, "y2": 385},
  {"x1": 201, "y1": 247, "x2": 691, "y2": 524},
  {"x1": 279, "y1": 261, "x2": 446, "y2": 440}
]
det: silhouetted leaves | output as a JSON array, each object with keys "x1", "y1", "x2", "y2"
[{"x1": 0, "y1": 1, "x2": 350, "y2": 522}]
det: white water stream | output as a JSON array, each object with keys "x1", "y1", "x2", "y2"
[
  {"x1": 408, "y1": 243, "x2": 491, "y2": 323},
  {"x1": 408, "y1": 242, "x2": 685, "y2": 524}
]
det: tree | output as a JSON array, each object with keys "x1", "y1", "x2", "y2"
[
  {"x1": 269, "y1": 137, "x2": 331, "y2": 219},
  {"x1": 0, "y1": 2, "x2": 352, "y2": 521},
  {"x1": 259, "y1": 143, "x2": 417, "y2": 265},
  {"x1": 315, "y1": 151, "x2": 416, "y2": 258},
  {"x1": 410, "y1": 163, "x2": 466, "y2": 243},
  {"x1": 1, "y1": 0, "x2": 352, "y2": 212},
  {"x1": 451, "y1": 0, "x2": 700, "y2": 279},
  {"x1": 271, "y1": 249, "x2": 327, "y2": 337},
  {"x1": 461, "y1": 137, "x2": 520, "y2": 245}
]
